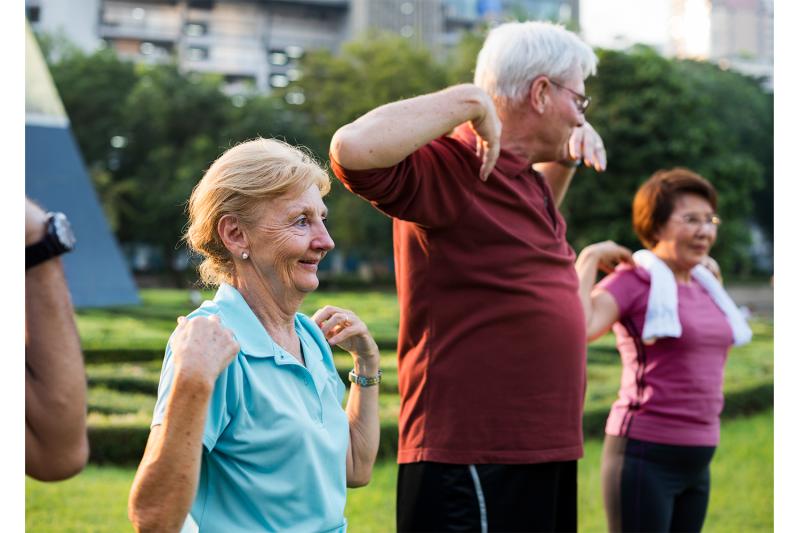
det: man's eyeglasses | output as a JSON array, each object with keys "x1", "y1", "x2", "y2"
[
  {"x1": 549, "y1": 79, "x2": 591, "y2": 114},
  {"x1": 673, "y1": 213, "x2": 722, "y2": 230}
]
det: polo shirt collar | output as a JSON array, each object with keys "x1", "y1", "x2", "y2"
[
  {"x1": 211, "y1": 283, "x2": 322, "y2": 364},
  {"x1": 452, "y1": 124, "x2": 533, "y2": 179}
]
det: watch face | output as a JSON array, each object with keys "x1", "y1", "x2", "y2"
[{"x1": 52, "y1": 212, "x2": 77, "y2": 250}]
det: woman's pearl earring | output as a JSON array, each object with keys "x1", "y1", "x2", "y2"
[{"x1": 241, "y1": 251, "x2": 249, "y2": 260}]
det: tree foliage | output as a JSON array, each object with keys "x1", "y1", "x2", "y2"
[
  {"x1": 286, "y1": 32, "x2": 450, "y2": 259},
  {"x1": 40, "y1": 31, "x2": 772, "y2": 276},
  {"x1": 565, "y1": 45, "x2": 772, "y2": 274},
  {"x1": 43, "y1": 41, "x2": 322, "y2": 269}
]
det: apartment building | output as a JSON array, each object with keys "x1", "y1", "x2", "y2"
[
  {"x1": 27, "y1": 0, "x2": 348, "y2": 92},
  {"x1": 710, "y1": 0, "x2": 773, "y2": 86},
  {"x1": 26, "y1": 0, "x2": 581, "y2": 93}
]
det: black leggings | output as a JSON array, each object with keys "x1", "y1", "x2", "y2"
[{"x1": 602, "y1": 435, "x2": 716, "y2": 533}]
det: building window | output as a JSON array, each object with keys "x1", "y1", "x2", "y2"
[
  {"x1": 184, "y1": 22, "x2": 208, "y2": 37},
  {"x1": 26, "y1": 6, "x2": 41, "y2": 23},
  {"x1": 285, "y1": 90, "x2": 306, "y2": 105},
  {"x1": 188, "y1": 0, "x2": 214, "y2": 10},
  {"x1": 270, "y1": 74, "x2": 289, "y2": 88},
  {"x1": 139, "y1": 41, "x2": 172, "y2": 58},
  {"x1": 286, "y1": 68, "x2": 302, "y2": 82},
  {"x1": 269, "y1": 51, "x2": 289, "y2": 66},
  {"x1": 285, "y1": 45, "x2": 304, "y2": 60},
  {"x1": 187, "y1": 46, "x2": 209, "y2": 61}
]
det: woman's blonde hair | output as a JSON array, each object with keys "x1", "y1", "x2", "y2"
[{"x1": 185, "y1": 138, "x2": 331, "y2": 286}]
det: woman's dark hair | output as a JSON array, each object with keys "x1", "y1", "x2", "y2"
[{"x1": 632, "y1": 167, "x2": 718, "y2": 249}]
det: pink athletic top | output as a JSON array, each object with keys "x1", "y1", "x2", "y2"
[{"x1": 597, "y1": 265, "x2": 734, "y2": 446}]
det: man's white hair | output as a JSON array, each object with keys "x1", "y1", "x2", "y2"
[{"x1": 474, "y1": 21, "x2": 598, "y2": 108}]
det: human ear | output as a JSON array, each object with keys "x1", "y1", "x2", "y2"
[
  {"x1": 217, "y1": 214, "x2": 250, "y2": 257},
  {"x1": 529, "y1": 76, "x2": 549, "y2": 114}
]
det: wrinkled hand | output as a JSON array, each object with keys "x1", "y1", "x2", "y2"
[
  {"x1": 313, "y1": 306, "x2": 379, "y2": 366},
  {"x1": 700, "y1": 255, "x2": 722, "y2": 283},
  {"x1": 26, "y1": 198, "x2": 49, "y2": 246},
  {"x1": 566, "y1": 122, "x2": 606, "y2": 171},
  {"x1": 171, "y1": 315, "x2": 240, "y2": 387},
  {"x1": 586, "y1": 240, "x2": 633, "y2": 274},
  {"x1": 468, "y1": 92, "x2": 502, "y2": 181}
]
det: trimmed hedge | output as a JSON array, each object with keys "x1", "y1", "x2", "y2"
[
  {"x1": 84, "y1": 339, "x2": 399, "y2": 365},
  {"x1": 88, "y1": 424, "x2": 151, "y2": 465},
  {"x1": 87, "y1": 382, "x2": 773, "y2": 465},
  {"x1": 85, "y1": 349, "x2": 165, "y2": 365},
  {"x1": 720, "y1": 382, "x2": 773, "y2": 418},
  {"x1": 88, "y1": 419, "x2": 400, "y2": 466},
  {"x1": 89, "y1": 369, "x2": 399, "y2": 396},
  {"x1": 88, "y1": 376, "x2": 159, "y2": 395}
]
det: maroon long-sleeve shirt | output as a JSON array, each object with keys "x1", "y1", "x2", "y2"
[{"x1": 331, "y1": 124, "x2": 586, "y2": 464}]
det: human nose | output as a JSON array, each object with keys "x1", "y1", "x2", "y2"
[
  {"x1": 313, "y1": 222, "x2": 335, "y2": 251},
  {"x1": 696, "y1": 220, "x2": 716, "y2": 235}
]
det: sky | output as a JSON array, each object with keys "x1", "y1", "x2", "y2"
[{"x1": 580, "y1": 0, "x2": 711, "y2": 57}]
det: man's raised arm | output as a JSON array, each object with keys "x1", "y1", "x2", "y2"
[
  {"x1": 330, "y1": 84, "x2": 501, "y2": 181},
  {"x1": 534, "y1": 122, "x2": 607, "y2": 208}
]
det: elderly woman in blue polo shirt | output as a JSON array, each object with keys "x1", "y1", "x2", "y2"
[{"x1": 128, "y1": 138, "x2": 381, "y2": 532}]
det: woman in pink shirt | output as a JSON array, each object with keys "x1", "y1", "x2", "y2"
[{"x1": 576, "y1": 168, "x2": 732, "y2": 532}]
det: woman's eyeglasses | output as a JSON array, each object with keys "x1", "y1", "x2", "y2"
[{"x1": 673, "y1": 213, "x2": 722, "y2": 230}]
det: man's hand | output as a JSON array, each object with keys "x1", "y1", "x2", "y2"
[
  {"x1": 566, "y1": 122, "x2": 606, "y2": 171},
  {"x1": 171, "y1": 315, "x2": 240, "y2": 388},
  {"x1": 469, "y1": 92, "x2": 502, "y2": 181},
  {"x1": 26, "y1": 198, "x2": 48, "y2": 246}
]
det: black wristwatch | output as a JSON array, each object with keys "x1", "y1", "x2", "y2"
[{"x1": 26, "y1": 212, "x2": 76, "y2": 270}]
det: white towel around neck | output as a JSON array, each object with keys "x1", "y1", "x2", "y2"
[{"x1": 632, "y1": 249, "x2": 752, "y2": 346}]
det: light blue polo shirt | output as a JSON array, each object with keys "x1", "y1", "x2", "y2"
[{"x1": 152, "y1": 283, "x2": 350, "y2": 532}]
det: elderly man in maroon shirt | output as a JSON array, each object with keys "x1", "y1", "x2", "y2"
[{"x1": 330, "y1": 21, "x2": 606, "y2": 532}]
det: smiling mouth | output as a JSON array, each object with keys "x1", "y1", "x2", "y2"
[{"x1": 299, "y1": 258, "x2": 320, "y2": 266}]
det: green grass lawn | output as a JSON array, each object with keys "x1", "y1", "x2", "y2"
[
  {"x1": 26, "y1": 410, "x2": 773, "y2": 532},
  {"x1": 77, "y1": 289, "x2": 773, "y2": 462},
  {"x1": 576, "y1": 410, "x2": 774, "y2": 533},
  {"x1": 64, "y1": 288, "x2": 773, "y2": 528},
  {"x1": 83, "y1": 321, "x2": 772, "y2": 441},
  {"x1": 76, "y1": 289, "x2": 400, "y2": 351}
]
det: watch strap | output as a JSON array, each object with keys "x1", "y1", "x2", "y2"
[
  {"x1": 348, "y1": 369, "x2": 382, "y2": 387},
  {"x1": 25, "y1": 213, "x2": 73, "y2": 270}
]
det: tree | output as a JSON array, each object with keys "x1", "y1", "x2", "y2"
[
  {"x1": 111, "y1": 64, "x2": 232, "y2": 272},
  {"x1": 446, "y1": 29, "x2": 486, "y2": 85},
  {"x1": 286, "y1": 32, "x2": 451, "y2": 259},
  {"x1": 221, "y1": 94, "x2": 325, "y2": 157},
  {"x1": 42, "y1": 30, "x2": 772, "y2": 278},
  {"x1": 45, "y1": 45, "x2": 138, "y2": 230},
  {"x1": 564, "y1": 46, "x2": 772, "y2": 275}
]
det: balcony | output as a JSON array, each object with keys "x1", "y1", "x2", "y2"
[{"x1": 99, "y1": 2, "x2": 182, "y2": 42}]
